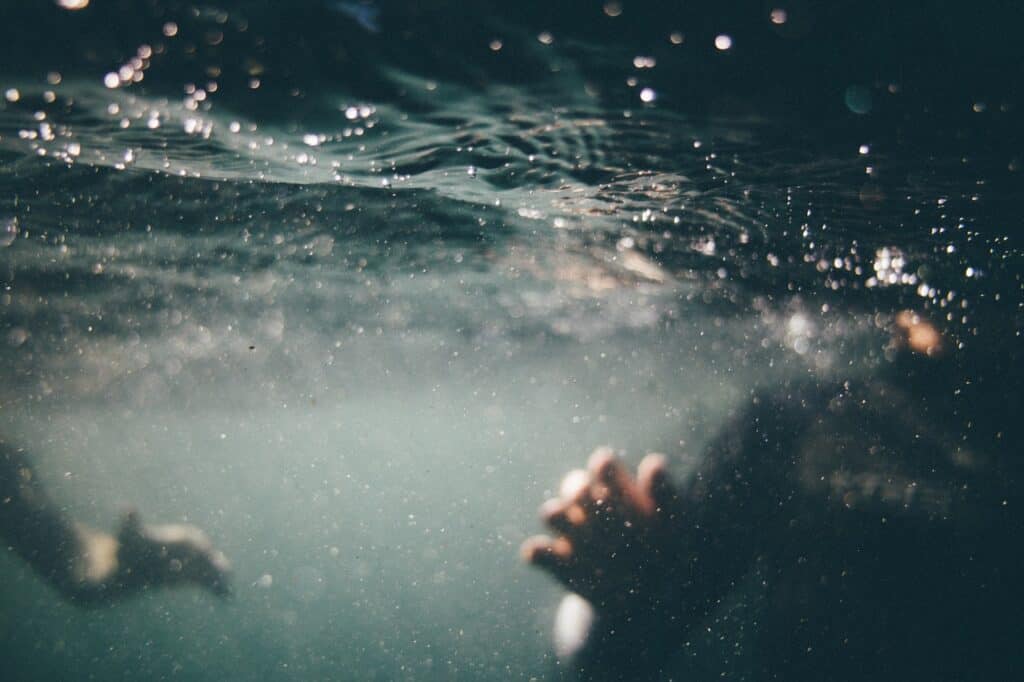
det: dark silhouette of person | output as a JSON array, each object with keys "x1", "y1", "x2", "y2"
[
  {"x1": 0, "y1": 439, "x2": 230, "y2": 605},
  {"x1": 523, "y1": 313, "x2": 1022, "y2": 680}
]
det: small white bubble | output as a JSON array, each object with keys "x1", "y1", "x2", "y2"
[
  {"x1": 770, "y1": 8, "x2": 788, "y2": 25},
  {"x1": 670, "y1": 31, "x2": 684, "y2": 45},
  {"x1": 714, "y1": 34, "x2": 733, "y2": 51},
  {"x1": 640, "y1": 87, "x2": 656, "y2": 103},
  {"x1": 537, "y1": 31, "x2": 554, "y2": 45},
  {"x1": 0, "y1": 217, "x2": 18, "y2": 247},
  {"x1": 103, "y1": 72, "x2": 120, "y2": 89},
  {"x1": 4, "y1": 88, "x2": 20, "y2": 102},
  {"x1": 162, "y1": 22, "x2": 178, "y2": 37},
  {"x1": 858, "y1": 144, "x2": 870, "y2": 155},
  {"x1": 302, "y1": 133, "x2": 321, "y2": 147}
]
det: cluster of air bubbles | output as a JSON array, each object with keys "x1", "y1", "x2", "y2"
[
  {"x1": 866, "y1": 247, "x2": 919, "y2": 288},
  {"x1": 784, "y1": 311, "x2": 815, "y2": 355},
  {"x1": 184, "y1": 82, "x2": 217, "y2": 111},
  {"x1": 343, "y1": 104, "x2": 375, "y2": 121},
  {"x1": 104, "y1": 45, "x2": 155, "y2": 90}
]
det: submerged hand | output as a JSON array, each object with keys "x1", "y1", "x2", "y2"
[
  {"x1": 521, "y1": 448, "x2": 683, "y2": 618},
  {"x1": 114, "y1": 510, "x2": 232, "y2": 598}
]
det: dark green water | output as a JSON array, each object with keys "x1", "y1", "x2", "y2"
[{"x1": 0, "y1": 1, "x2": 1021, "y2": 679}]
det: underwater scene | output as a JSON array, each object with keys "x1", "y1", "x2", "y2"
[{"x1": 1, "y1": 1, "x2": 1022, "y2": 680}]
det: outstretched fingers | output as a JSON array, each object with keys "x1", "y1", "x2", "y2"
[
  {"x1": 521, "y1": 534, "x2": 577, "y2": 587},
  {"x1": 637, "y1": 453, "x2": 677, "y2": 514},
  {"x1": 589, "y1": 447, "x2": 649, "y2": 520},
  {"x1": 540, "y1": 498, "x2": 584, "y2": 536}
]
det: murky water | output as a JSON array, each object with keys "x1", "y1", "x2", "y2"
[{"x1": 1, "y1": 1, "x2": 1021, "y2": 680}]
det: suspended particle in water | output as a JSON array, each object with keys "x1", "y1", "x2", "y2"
[
  {"x1": 489, "y1": 39, "x2": 503, "y2": 51},
  {"x1": 0, "y1": 217, "x2": 18, "y2": 247},
  {"x1": 670, "y1": 31, "x2": 684, "y2": 45},
  {"x1": 4, "y1": 88, "x2": 19, "y2": 102},
  {"x1": 8, "y1": 327, "x2": 30, "y2": 348},
  {"x1": 770, "y1": 8, "x2": 788, "y2": 25},
  {"x1": 603, "y1": 2, "x2": 622, "y2": 17},
  {"x1": 537, "y1": 31, "x2": 554, "y2": 45},
  {"x1": 163, "y1": 22, "x2": 178, "y2": 37},
  {"x1": 714, "y1": 34, "x2": 733, "y2": 51},
  {"x1": 844, "y1": 85, "x2": 872, "y2": 114},
  {"x1": 57, "y1": 0, "x2": 89, "y2": 9}
]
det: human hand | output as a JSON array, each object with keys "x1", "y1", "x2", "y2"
[
  {"x1": 115, "y1": 510, "x2": 232, "y2": 598},
  {"x1": 521, "y1": 448, "x2": 683, "y2": 617}
]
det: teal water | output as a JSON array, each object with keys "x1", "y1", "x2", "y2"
[{"x1": 1, "y1": 1, "x2": 1022, "y2": 679}]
